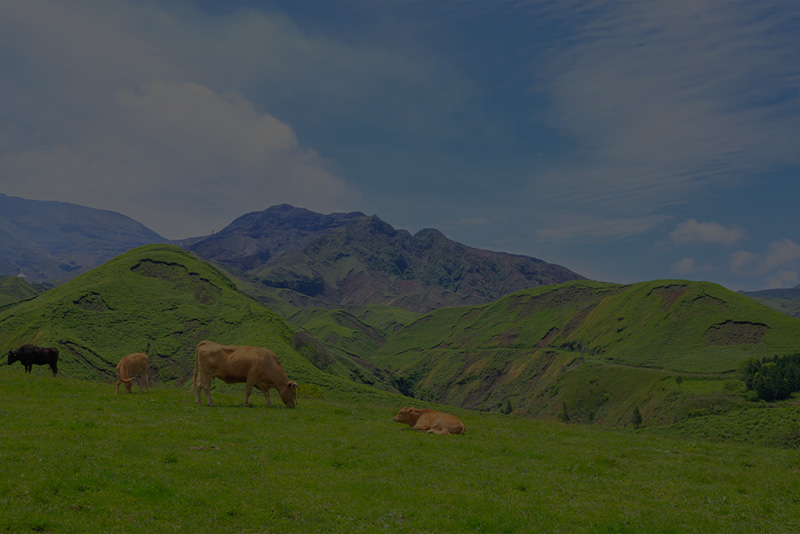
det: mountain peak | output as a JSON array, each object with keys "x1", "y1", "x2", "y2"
[{"x1": 185, "y1": 205, "x2": 583, "y2": 312}]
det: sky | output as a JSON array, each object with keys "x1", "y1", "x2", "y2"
[{"x1": 1, "y1": 0, "x2": 799, "y2": 292}]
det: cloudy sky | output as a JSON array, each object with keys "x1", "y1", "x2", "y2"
[{"x1": 1, "y1": 0, "x2": 799, "y2": 291}]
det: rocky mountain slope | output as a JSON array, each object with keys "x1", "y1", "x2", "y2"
[
  {"x1": 187, "y1": 204, "x2": 584, "y2": 312},
  {"x1": 0, "y1": 194, "x2": 166, "y2": 283}
]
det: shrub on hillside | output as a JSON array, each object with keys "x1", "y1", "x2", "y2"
[{"x1": 741, "y1": 353, "x2": 800, "y2": 402}]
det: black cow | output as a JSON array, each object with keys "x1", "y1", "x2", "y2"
[{"x1": 8, "y1": 345, "x2": 59, "y2": 375}]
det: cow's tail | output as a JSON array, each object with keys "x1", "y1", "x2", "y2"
[{"x1": 191, "y1": 347, "x2": 199, "y2": 393}]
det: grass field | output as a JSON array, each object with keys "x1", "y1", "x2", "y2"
[{"x1": 1, "y1": 371, "x2": 799, "y2": 533}]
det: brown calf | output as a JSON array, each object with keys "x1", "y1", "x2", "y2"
[
  {"x1": 393, "y1": 407, "x2": 465, "y2": 435},
  {"x1": 115, "y1": 353, "x2": 149, "y2": 394}
]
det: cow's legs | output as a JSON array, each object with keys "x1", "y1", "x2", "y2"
[
  {"x1": 24, "y1": 364, "x2": 31, "y2": 373},
  {"x1": 115, "y1": 380, "x2": 120, "y2": 394},
  {"x1": 50, "y1": 363, "x2": 57, "y2": 376},
  {"x1": 244, "y1": 383, "x2": 253, "y2": 407},
  {"x1": 194, "y1": 372, "x2": 214, "y2": 406},
  {"x1": 204, "y1": 379, "x2": 214, "y2": 406},
  {"x1": 142, "y1": 373, "x2": 149, "y2": 393},
  {"x1": 262, "y1": 388, "x2": 272, "y2": 406}
]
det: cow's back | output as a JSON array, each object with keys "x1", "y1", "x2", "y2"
[
  {"x1": 419, "y1": 410, "x2": 466, "y2": 434},
  {"x1": 196, "y1": 341, "x2": 265, "y2": 382}
]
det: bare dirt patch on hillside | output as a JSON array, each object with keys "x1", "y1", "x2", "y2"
[
  {"x1": 703, "y1": 320, "x2": 768, "y2": 345},
  {"x1": 648, "y1": 284, "x2": 688, "y2": 310},
  {"x1": 132, "y1": 260, "x2": 221, "y2": 304}
]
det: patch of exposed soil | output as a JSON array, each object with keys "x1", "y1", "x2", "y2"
[
  {"x1": 488, "y1": 332, "x2": 519, "y2": 347},
  {"x1": 648, "y1": 284, "x2": 688, "y2": 309},
  {"x1": 74, "y1": 292, "x2": 112, "y2": 312},
  {"x1": 132, "y1": 260, "x2": 221, "y2": 304},
  {"x1": 511, "y1": 285, "x2": 611, "y2": 321},
  {"x1": 703, "y1": 320, "x2": 768, "y2": 345},
  {"x1": 538, "y1": 327, "x2": 559, "y2": 348}
]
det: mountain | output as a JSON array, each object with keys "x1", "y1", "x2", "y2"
[
  {"x1": 0, "y1": 244, "x2": 399, "y2": 397},
  {"x1": 740, "y1": 285, "x2": 800, "y2": 318},
  {"x1": 182, "y1": 204, "x2": 367, "y2": 270},
  {"x1": 364, "y1": 279, "x2": 800, "y2": 425},
  {"x1": 0, "y1": 194, "x2": 166, "y2": 283},
  {"x1": 186, "y1": 204, "x2": 583, "y2": 313}
]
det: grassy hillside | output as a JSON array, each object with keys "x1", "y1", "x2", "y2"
[
  {"x1": 1, "y1": 373, "x2": 798, "y2": 533},
  {"x1": 0, "y1": 275, "x2": 47, "y2": 307},
  {"x1": 368, "y1": 279, "x2": 800, "y2": 427},
  {"x1": 0, "y1": 245, "x2": 394, "y2": 399}
]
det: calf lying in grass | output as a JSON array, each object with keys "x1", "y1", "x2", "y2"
[{"x1": 393, "y1": 407, "x2": 465, "y2": 435}]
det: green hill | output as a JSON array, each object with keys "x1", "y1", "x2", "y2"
[
  {"x1": 0, "y1": 275, "x2": 47, "y2": 307},
  {"x1": 0, "y1": 244, "x2": 395, "y2": 399},
  {"x1": 367, "y1": 279, "x2": 800, "y2": 426}
]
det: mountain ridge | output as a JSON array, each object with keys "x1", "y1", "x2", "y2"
[
  {"x1": 0, "y1": 194, "x2": 166, "y2": 283},
  {"x1": 189, "y1": 204, "x2": 584, "y2": 312}
]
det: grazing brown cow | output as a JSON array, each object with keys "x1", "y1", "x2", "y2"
[
  {"x1": 192, "y1": 340, "x2": 298, "y2": 408},
  {"x1": 393, "y1": 407, "x2": 466, "y2": 435},
  {"x1": 115, "y1": 353, "x2": 150, "y2": 394},
  {"x1": 8, "y1": 345, "x2": 58, "y2": 375}
]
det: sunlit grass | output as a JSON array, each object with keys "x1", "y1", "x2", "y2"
[{"x1": 1, "y1": 373, "x2": 799, "y2": 532}]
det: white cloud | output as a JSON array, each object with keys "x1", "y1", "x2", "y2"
[
  {"x1": 671, "y1": 257, "x2": 715, "y2": 276},
  {"x1": 765, "y1": 271, "x2": 800, "y2": 289},
  {"x1": 730, "y1": 239, "x2": 800, "y2": 287},
  {"x1": 535, "y1": 213, "x2": 667, "y2": 242},
  {"x1": 670, "y1": 219, "x2": 746, "y2": 246},
  {"x1": 2, "y1": 81, "x2": 357, "y2": 238},
  {"x1": 525, "y1": 0, "x2": 800, "y2": 237}
]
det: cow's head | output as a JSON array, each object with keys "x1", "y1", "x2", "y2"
[
  {"x1": 280, "y1": 380, "x2": 299, "y2": 408},
  {"x1": 7, "y1": 350, "x2": 18, "y2": 365},
  {"x1": 393, "y1": 407, "x2": 421, "y2": 425}
]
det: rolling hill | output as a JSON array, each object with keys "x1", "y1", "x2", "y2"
[
  {"x1": 0, "y1": 275, "x2": 47, "y2": 307},
  {"x1": 365, "y1": 279, "x2": 800, "y2": 425},
  {"x1": 0, "y1": 244, "x2": 400, "y2": 398}
]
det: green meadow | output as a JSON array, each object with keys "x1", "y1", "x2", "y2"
[{"x1": 1, "y1": 372, "x2": 799, "y2": 533}]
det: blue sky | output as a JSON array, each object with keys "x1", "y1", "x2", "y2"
[{"x1": 1, "y1": 0, "x2": 798, "y2": 291}]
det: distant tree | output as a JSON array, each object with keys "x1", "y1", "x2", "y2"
[
  {"x1": 501, "y1": 399, "x2": 513, "y2": 415},
  {"x1": 631, "y1": 406, "x2": 643, "y2": 429},
  {"x1": 675, "y1": 375, "x2": 683, "y2": 387}
]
